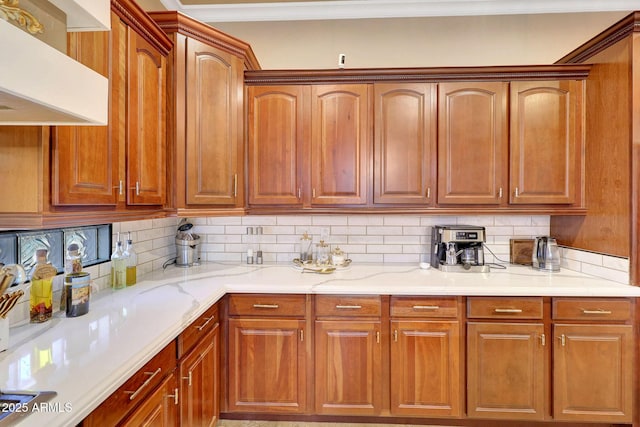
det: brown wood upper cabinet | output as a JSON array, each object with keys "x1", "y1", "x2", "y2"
[
  {"x1": 509, "y1": 80, "x2": 583, "y2": 205},
  {"x1": 53, "y1": 10, "x2": 169, "y2": 207},
  {"x1": 150, "y1": 11, "x2": 258, "y2": 212},
  {"x1": 248, "y1": 84, "x2": 370, "y2": 207},
  {"x1": 437, "y1": 81, "x2": 509, "y2": 205},
  {"x1": 373, "y1": 83, "x2": 437, "y2": 205},
  {"x1": 248, "y1": 85, "x2": 309, "y2": 206}
]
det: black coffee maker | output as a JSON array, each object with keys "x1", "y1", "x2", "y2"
[{"x1": 431, "y1": 225, "x2": 489, "y2": 272}]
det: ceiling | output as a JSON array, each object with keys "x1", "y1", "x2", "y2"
[{"x1": 158, "y1": 0, "x2": 639, "y2": 22}]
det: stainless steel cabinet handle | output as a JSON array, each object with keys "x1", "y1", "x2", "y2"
[
  {"x1": 540, "y1": 333, "x2": 546, "y2": 346},
  {"x1": 113, "y1": 180, "x2": 124, "y2": 195},
  {"x1": 498, "y1": 187, "x2": 503, "y2": 198},
  {"x1": 195, "y1": 316, "x2": 215, "y2": 331},
  {"x1": 335, "y1": 305, "x2": 362, "y2": 310},
  {"x1": 297, "y1": 188, "x2": 301, "y2": 199},
  {"x1": 253, "y1": 304, "x2": 279, "y2": 309},
  {"x1": 300, "y1": 329, "x2": 304, "y2": 342},
  {"x1": 413, "y1": 305, "x2": 439, "y2": 311},
  {"x1": 376, "y1": 331, "x2": 380, "y2": 344},
  {"x1": 393, "y1": 330, "x2": 398, "y2": 342},
  {"x1": 312, "y1": 188, "x2": 316, "y2": 198},
  {"x1": 124, "y1": 367, "x2": 162, "y2": 401},
  {"x1": 131, "y1": 181, "x2": 140, "y2": 196},
  {"x1": 559, "y1": 334, "x2": 566, "y2": 346},
  {"x1": 426, "y1": 187, "x2": 431, "y2": 199},
  {"x1": 515, "y1": 187, "x2": 520, "y2": 197},
  {"x1": 494, "y1": 308, "x2": 523, "y2": 314},
  {"x1": 581, "y1": 309, "x2": 612, "y2": 315}
]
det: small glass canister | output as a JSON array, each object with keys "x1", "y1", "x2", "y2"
[
  {"x1": 299, "y1": 232, "x2": 313, "y2": 262},
  {"x1": 315, "y1": 240, "x2": 330, "y2": 265},
  {"x1": 331, "y1": 246, "x2": 346, "y2": 266},
  {"x1": 65, "y1": 272, "x2": 91, "y2": 318}
]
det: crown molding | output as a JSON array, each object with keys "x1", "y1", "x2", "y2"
[{"x1": 158, "y1": 0, "x2": 637, "y2": 22}]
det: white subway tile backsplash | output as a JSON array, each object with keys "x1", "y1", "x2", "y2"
[{"x1": 12, "y1": 212, "x2": 628, "y2": 328}]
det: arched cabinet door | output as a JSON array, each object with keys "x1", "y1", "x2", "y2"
[
  {"x1": 509, "y1": 80, "x2": 583, "y2": 205},
  {"x1": 310, "y1": 84, "x2": 370, "y2": 206},
  {"x1": 247, "y1": 85, "x2": 309, "y2": 206},
  {"x1": 437, "y1": 82, "x2": 508, "y2": 206},
  {"x1": 373, "y1": 83, "x2": 436, "y2": 205},
  {"x1": 185, "y1": 39, "x2": 243, "y2": 206}
]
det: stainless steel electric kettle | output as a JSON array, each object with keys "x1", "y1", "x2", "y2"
[{"x1": 532, "y1": 236, "x2": 560, "y2": 272}]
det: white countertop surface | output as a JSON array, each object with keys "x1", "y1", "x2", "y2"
[{"x1": 2, "y1": 262, "x2": 639, "y2": 426}]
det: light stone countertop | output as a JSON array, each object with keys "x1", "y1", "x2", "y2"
[{"x1": 2, "y1": 262, "x2": 639, "y2": 426}]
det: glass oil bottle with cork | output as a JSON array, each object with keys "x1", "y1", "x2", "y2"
[
  {"x1": 123, "y1": 232, "x2": 137, "y2": 286},
  {"x1": 29, "y1": 248, "x2": 56, "y2": 323},
  {"x1": 111, "y1": 233, "x2": 127, "y2": 289}
]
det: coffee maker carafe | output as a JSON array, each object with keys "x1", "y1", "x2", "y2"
[{"x1": 431, "y1": 225, "x2": 489, "y2": 272}]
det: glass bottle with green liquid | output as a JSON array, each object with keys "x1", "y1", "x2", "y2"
[
  {"x1": 124, "y1": 232, "x2": 137, "y2": 286},
  {"x1": 111, "y1": 233, "x2": 127, "y2": 289}
]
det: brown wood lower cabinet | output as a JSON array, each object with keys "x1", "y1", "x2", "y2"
[
  {"x1": 120, "y1": 371, "x2": 179, "y2": 427},
  {"x1": 552, "y1": 297, "x2": 634, "y2": 424},
  {"x1": 314, "y1": 295, "x2": 383, "y2": 416},
  {"x1": 467, "y1": 322, "x2": 546, "y2": 420},
  {"x1": 225, "y1": 294, "x2": 309, "y2": 414},
  {"x1": 389, "y1": 295, "x2": 462, "y2": 418},
  {"x1": 178, "y1": 325, "x2": 219, "y2": 426},
  {"x1": 83, "y1": 341, "x2": 178, "y2": 426}
]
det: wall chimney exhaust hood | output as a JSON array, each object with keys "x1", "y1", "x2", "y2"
[{"x1": 0, "y1": 0, "x2": 110, "y2": 125}]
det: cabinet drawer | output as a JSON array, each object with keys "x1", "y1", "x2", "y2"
[
  {"x1": 390, "y1": 296, "x2": 458, "y2": 318},
  {"x1": 315, "y1": 295, "x2": 381, "y2": 317},
  {"x1": 83, "y1": 340, "x2": 177, "y2": 427},
  {"x1": 467, "y1": 297, "x2": 543, "y2": 319},
  {"x1": 553, "y1": 298, "x2": 632, "y2": 321},
  {"x1": 178, "y1": 302, "x2": 219, "y2": 357},
  {"x1": 228, "y1": 294, "x2": 306, "y2": 317}
]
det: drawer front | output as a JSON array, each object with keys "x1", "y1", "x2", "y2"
[
  {"x1": 228, "y1": 293, "x2": 306, "y2": 317},
  {"x1": 315, "y1": 295, "x2": 381, "y2": 317},
  {"x1": 84, "y1": 340, "x2": 177, "y2": 426},
  {"x1": 553, "y1": 298, "x2": 632, "y2": 322},
  {"x1": 178, "y1": 302, "x2": 219, "y2": 357},
  {"x1": 390, "y1": 296, "x2": 458, "y2": 318},
  {"x1": 468, "y1": 297, "x2": 543, "y2": 319}
]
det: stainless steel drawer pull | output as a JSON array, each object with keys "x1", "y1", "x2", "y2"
[
  {"x1": 494, "y1": 308, "x2": 523, "y2": 314},
  {"x1": 336, "y1": 305, "x2": 362, "y2": 309},
  {"x1": 253, "y1": 304, "x2": 279, "y2": 309},
  {"x1": 195, "y1": 316, "x2": 215, "y2": 331},
  {"x1": 124, "y1": 367, "x2": 162, "y2": 401},
  {"x1": 413, "y1": 305, "x2": 439, "y2": 310},
  {"x1": 582, "y1": 309, "x2": 612, "y2": 315}
]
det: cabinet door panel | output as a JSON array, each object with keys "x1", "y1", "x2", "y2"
[
  {"x1": 248, "y1": 86, "x2": 308, "y2": 205},
  {"x1": 121, "y1": 372, "x2": 178, "y2": 427},
  {"x1": 390, "y1": 320, "x2": 460, "y2": 417},
  {"x1": 228, "y1": 318, "x2": 306, "y2": 413},
  {"x1": 374, "y1": 83, "x2": 436, "y2": 205},
  {"x1": 52, "y1": 28, "x2": 119, "y2": 206},
  {"x1": 437, "y1": 82, "x2": 507, "y2": 205},
  {"x1": 311, "y1": 85, "x2": 369, "y2": 205},
  {"x1": 186, "y1": 38, "x2": 242, "y2": 205},
  {"x1": 127, "y1": 30, "x2": 166, "y2": 206},
  {"x1": 553, "y1": 324, "x2": 633, "y2": 422},
  {"x1": 510, "y1": 80, "x2": 582, "y2": 204},
  {"x1": 467, "y1": 322, "x2": 545, "y2": 420},
  {"x1": 315, "y1": 320, "x2": 381, "y2": 415},
  {"x1": 180, "y1": 324, "x2": 219, "y2": 427}
]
